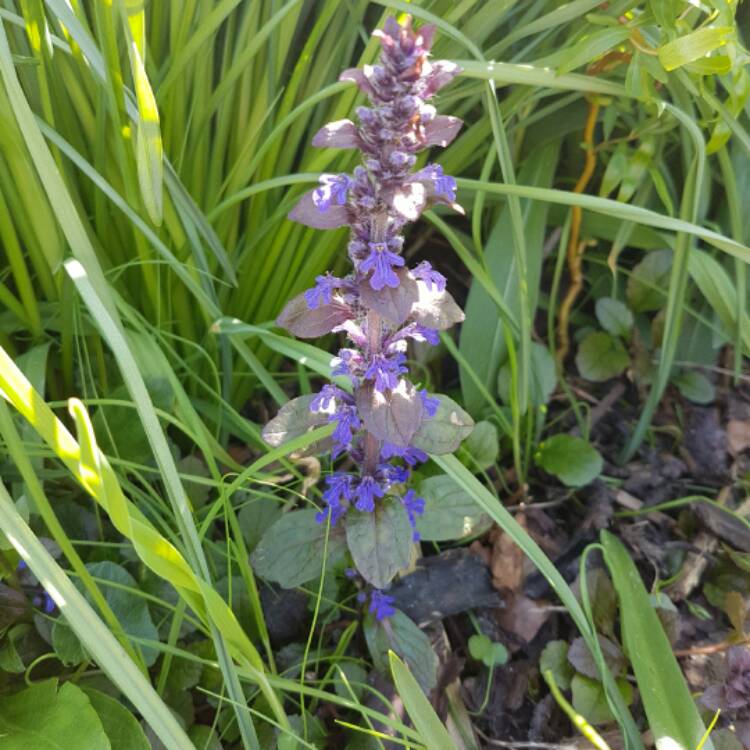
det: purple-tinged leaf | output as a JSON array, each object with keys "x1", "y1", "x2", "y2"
[
  {"x1": 262, "y1": 395, "x2": 329, "y2": 447},
  {"x1": 312, "y1": 119, "x2": 361, "y2": 149},
  {"x1": 358, "y1": 268, "x2": 418, "y2": 325},
  {"x1": 339, "y1": 67, "x2": 374, "y2": 97},
  {"x1": 277, "y1": 291, "x2": 353, "y2": 338},
  {"x1": 356, "y1": 379, "x2": 423, "y2": 447},
  {"x1": 423, "y1": 116, "x2": 462, "y2": 147},
  {"x1": 411, "y1": 394, "x2": 474, "y2": 454},
  {"x1": 345, "y1": 497, "x2": 412, "y2": 589},
  {"x1": 288, "y1": 190, "x2": 349, "y2": 229},
  {"x1": 423, "y1": 60, "x2": 461, "y2": 96},
  {"x1": 411, "y1": 280, "x2": 465, "y2": 330}
]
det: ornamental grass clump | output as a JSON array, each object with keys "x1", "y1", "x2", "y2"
[{"x1": 257, "y1": 16, "x2": 473, "y2": 616}]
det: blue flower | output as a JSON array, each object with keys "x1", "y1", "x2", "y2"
[
  {"x1": 318, "y1": 472, "x2": 355, "y2": 525},
  {"x1": 381, "y1": 442, "x2": 428, "y2": 465},
  {"x1": 412, "y1": 260, "x2": 446, "y2": 291},
  {"x1": 390, "y1": 323, "x2": 439, "y2": 346},
  {"x1": 418, "y1": 164, "x2": 457, "y2": 202},
  {"x1": 310, "y1": 384, "x2": 345, "y2": 412},
  {"x1": 359, "y1": 241, "x2": 405, "y2": 290},
  {"x1": 369, "y1": 589, "x2": 396, "y2": 621},
  {"x1": 313, "y1": 173, "x2": 352, "y2": 212},
  {"x1": 364, "y1": 351, "x2": 407, "y2": 392},
  {"x1": 354, "y1": 475, "x2": 385, "y2": 512},
  {"x1": 331, "y1": 404, "x2": 361, "y2": 454},
  {"x1": 305, "y1": 273, "x2": 344, "y2": 308},
  {"x1": 402, "y1": 489, "x2": 425, "y2": 541},
  {"x1": 420, "y1": 389, "x2": 440, "y2": 417}
]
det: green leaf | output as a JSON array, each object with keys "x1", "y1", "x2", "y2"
[
  {"x1": 576, "y1": 332, "x2": 629, "y2": 382},
  {"x1": 250, "y1": 509, "x2": 346, "y2": 589},
  {"x1": 498, "y1": 342, "x2": 557, "y2": 407},
  {"x1": 601, "y1": 531, "x2": 714, "y2": 750},
  {"x1": 673, "y1": 371, "x2": 715, "y2": 404},
  {"x1": 365, "y1": 609, "x2": 437, "y2": 692},
  {"x1": 468, "y1": 634, "x2": 508, "y2": 667},
  {"x1": 83, "y1": 562, "x2": 160, "y2": 667},
  {"x1": 539, "y1": 640, "x2": 574, "y2": 691},
  {"x1": 261, "y1": 395, "x2": 329, "y2": 448},
  {"x1": 52, "y1": 619, "x2": 87, "y2": 666},
  {"x1": 535, "y1": 435, "x2": 603, "y2": 487},
  {"x1": 82, "y1": 687, "x2": 150, "y2": 750},
  {"x1": 346, "y1": 498, "x2": 412, "y2": 589},
  {"x1": 595, "y1": 298, "x2": 634, "y2": 338},
  {"x1": 389, "y1": 652, "x2": 453, "y2": 750},
  {"x1": 0, "y1": 680, "x2": 109, "y2": 749},
  {"x1": 627, "y1": 249, "x2": 673, "y2": 312},
  {"x1": 658, "y1": 26, "x2": 733, "y2": 72},
  {"x1": 411, "y1": 394, "x2": 474, "y2": 455},
  {"x1": 571, "y1": 674, "x2": 632, "y2": 726},
  {"x1": 463, "y1": 420, "x2": 499, "y2": 470},
  {"x1": 416, "y1": 475, "x2": 490, "y2": 542}
]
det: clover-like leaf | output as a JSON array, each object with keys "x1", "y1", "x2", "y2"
[
  {"x1": 262, "y1": 395, "x2": 329, "y2": 448},
  {"x1": 250, "y1": 509, "x2": 347, "y2": 588},
  {"x1": 277, "y1": 292, "x2": 354, "y2": 338},
  {"x1": 288, "y1": 190, "x2": 349, "y2": 229},
  {"x1": 567, "y1": 635, "x2": 626, "y2": 680},
  {"x1": 357, "y1": 379, "x2": 423, "y2": 448},
  {"x1": 346, "y1": 497, "x2": 412, "y2": 589},
  {"x1": 576, "y1": 331, "x2": 629, "y2": 382},
  {"x1": 468, "y1": 634, "x2": 508, "y2": 667},
  {"x1": 411, "y1": 281, "x2": 464, "y2": 330},
  {"x1": 359, "y1": 269, "x2": 419, "y2": 326},
  {"x1": 411, "y1": 394, "x2": 474, "y2": 455}
]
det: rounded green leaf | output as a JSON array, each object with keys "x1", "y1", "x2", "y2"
[
  {"x1": 411, "y1": 394, "x2": 474, "y2": 455},
  {"x1": 535, "y1": 435, "x2": 603, "y2": 487},
  {"x1": 576, "y1": 331, "x2": 629, "y2": 382},
  {"x1": 595, "y1": 297, "x2": 634, "y2": 338},
  {"x1": 0, "y1": 680, "x2": 109, "y2": 750}
]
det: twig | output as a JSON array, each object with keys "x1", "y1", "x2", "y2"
[
  {"x1": 474, "y1": 729, "x2": 577, "y2": 750},
  {"x1": 675, "y1": 635, "x2": 750, "y2": 658},
  {"x1": 556, "y1": 99, "x2": 601, "y2": 365}
]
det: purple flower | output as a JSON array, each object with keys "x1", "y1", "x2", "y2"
[
  {"x1": 313, "y1": 173, "x2": 352, "y2": 212},
  {"x1": 381, "y1": 442, "x2": 428, "y2": 465},
  {"x1": 354, "y1": 474, "x2": 385, "y2": 512},
  {"x1": 417, "y1": 164, "x2": 457, "y2": 202},
  {"x1": 318, "y1": 472, "x2": 355, "y2": 525},
  {"x1": 390, "y1": 323, "x2": 439, "y2": 346},
  {"x1": 310, "y1": 384, "x2": 345, "y2": 412},
  {"x1": 369, "y1": 589, "x2": 396, "y2": 621},
  {"x1": 401, "y1": 489, "x2": 425, "y2": 541},
  {"x1": 359, "y1": 241, "x2": 405, "y2": 290},
  {"x1": 331, "y1": 404, "x2": 361, "y2": 454},
  {"x1": 420, "y1": 390, "x2": 440, "y2": 417},
  {"x1": 332, "y1": 348, "x2": 363, "y2": 382},
  {"x1": 34, "y1": 592, "x2": 55, "y2": 614},
  {"x1": 364, "y1": 351, "x2": 407, "y2": 392},
  {"x1": 411, "y1": 261, "x2": 446, "y2": 292},
  {"x1": 305, "y1": 273, "x2": 344, "y2": 308}
]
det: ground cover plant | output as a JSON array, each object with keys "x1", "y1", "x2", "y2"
[{"x1": 1, "y1": 1, "x2": 750, "y2": 749}]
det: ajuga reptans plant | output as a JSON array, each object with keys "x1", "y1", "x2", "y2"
[{"x1": 260, "y1": 16, "x2": 474, "y2": 616}]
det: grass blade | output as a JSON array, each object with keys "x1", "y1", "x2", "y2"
[
  {"x1": 601, "y1": 531, "x2": 713, "y2": 750},
  {"x1": 388, "y1": 652, "x2": 454, "y2": 750}
]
